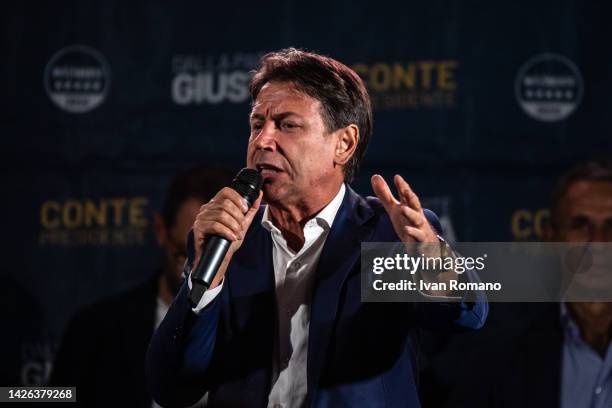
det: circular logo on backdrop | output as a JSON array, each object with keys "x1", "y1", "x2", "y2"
[
  {"x1": 515, "y1": 53, "x2": 583, "y2": 122},
  {"x1": 44, "y1": 45, "x2": 110, "y2": 113}
]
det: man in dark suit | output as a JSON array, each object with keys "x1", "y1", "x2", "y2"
[
  {"x1": 50, "y1": 166, "x2": 233, "y2": 407},
  {"x1": 420, "y1": 160, "x2": 612, "y2": 408},
  {"x1": 492, "y1": 160, "x2": 612, "y2": 408},
  {"x1": 146, "y1": 48, "x2": 487, "y2": 408}
]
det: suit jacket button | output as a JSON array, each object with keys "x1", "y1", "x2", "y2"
[{"x1": 173, "y1": 325, "x2": 183, "y2": 342}]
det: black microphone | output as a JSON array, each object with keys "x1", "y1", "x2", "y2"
[{"x1": 189, "y1": 168, "x2": 263, "y2": 307}]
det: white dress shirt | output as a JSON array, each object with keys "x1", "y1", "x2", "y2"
[{"x1": 189, "y1": 184, "x2": 346, "y2": 408}]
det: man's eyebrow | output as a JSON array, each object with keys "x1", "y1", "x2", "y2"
[
  {"x1": 271, "y1": 112, "x2": 301, "y2": 121},
  {"x1": 249, "y1": 111, "x2": 301, "y2": 121}
]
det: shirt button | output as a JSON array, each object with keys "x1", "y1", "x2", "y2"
[
  {"x1": 595, "y1": 386, "x2": 602, "y2": 395},
  {"x1": 293, "y1": 261, "x2": 301, "y2": 269}
]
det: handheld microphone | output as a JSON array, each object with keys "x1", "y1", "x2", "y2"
[{"x1": 189, "y1": 168, "x2": 263, "y2": 307}]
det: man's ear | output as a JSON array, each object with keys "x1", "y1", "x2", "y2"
[
  {"x1": 153, "y1": 213, "x2": 167, "y2": 246},
  {"x1": 333, "y1": 124, "x2": 359, "y2": 166}
]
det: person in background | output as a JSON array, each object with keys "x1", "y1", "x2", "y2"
[
  {"x1": 516, "y1": 159, "x2": 612, "y2": 408},
  {"x1": 50, "y1": 165, "x2": 233, "y2": 408},
  {"x1": 421, "y1": 159, "x2": 612, "y2": 408}
]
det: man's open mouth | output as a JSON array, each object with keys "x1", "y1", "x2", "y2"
[{"x1": 256, "y1": 164, "x2": 282, "y2": 178}]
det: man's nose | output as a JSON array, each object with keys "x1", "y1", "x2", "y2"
[{"x1": 254, "y1": 121, "x2": 277, "y2": 151}]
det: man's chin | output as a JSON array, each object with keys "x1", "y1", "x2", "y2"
[{"x1": 262, "y1": 184, "x2": 288, "y2": 206}]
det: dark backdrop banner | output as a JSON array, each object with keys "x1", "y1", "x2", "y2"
[{"x1": 1, "y1": 0, "x2": 610, "y2": 385}]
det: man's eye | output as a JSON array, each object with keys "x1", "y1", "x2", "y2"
[
  {"x1": 569, "y1": 217, "x2": 590, "y2": 230},
  {"x1": 281, "y1": 122, "x2": 298, "y2": 130},
  {"x1": 251, "y1": 122, "x2": 263, "y2": 131}
]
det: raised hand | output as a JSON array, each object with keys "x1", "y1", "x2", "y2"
[{"x1": 371, "y1": 174, "x2": 438, "y2": 243}]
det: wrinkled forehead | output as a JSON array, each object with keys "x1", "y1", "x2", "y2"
[{"x1": 250, "y1": 81, "x2": 320, "y2": 116}]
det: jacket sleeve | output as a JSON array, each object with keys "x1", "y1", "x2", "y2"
[
  {"x1": 145, "y1": 230, "x2": 224, "y2": 408},
  {"x1": 414, "y1": 209, "x2": 488, "y2": 331},
  {"x1": 413, "y1": 270, "x2": 488, "y2": 331}
]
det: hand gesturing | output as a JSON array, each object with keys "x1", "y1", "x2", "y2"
[{"x1": 371, "y1": 174, "x2": 438, "y2": 243}]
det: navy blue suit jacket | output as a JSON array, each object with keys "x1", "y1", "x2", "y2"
[{"x1": 146, "y1": 186, "x2": 487, "y2": 407}]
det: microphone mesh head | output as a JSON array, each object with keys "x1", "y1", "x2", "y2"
[{"x1": 231, "y1": 168, "x2": 263, "y2": 207}]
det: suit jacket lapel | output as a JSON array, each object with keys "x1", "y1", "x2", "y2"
[
  {"x1": 307, "y1": 187, "x2": 376, "y2": 395},
  {"x1": 227, "y1": 208, "x2": 274, "y2": 299},
  {"x1": 221, "y1": 209, "x2": 276, "y2": 405}
]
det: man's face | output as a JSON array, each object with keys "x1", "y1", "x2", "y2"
[
  {"x1": 555, "y1": 180, "x2": 612, "y2": 298},
  {"x1": 246, "y1": 81, "x2": 340, "y2": 206},
  {"x1": 555, "y1": 180, "x2": 612, "y2": 242},
  {"x1": 160, "y1": 198, "x2": 203, "y2": 294}
]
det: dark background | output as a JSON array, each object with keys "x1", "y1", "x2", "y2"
[{"x1": 1, "y1": 0, "x2": 610, "y2": 386}]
